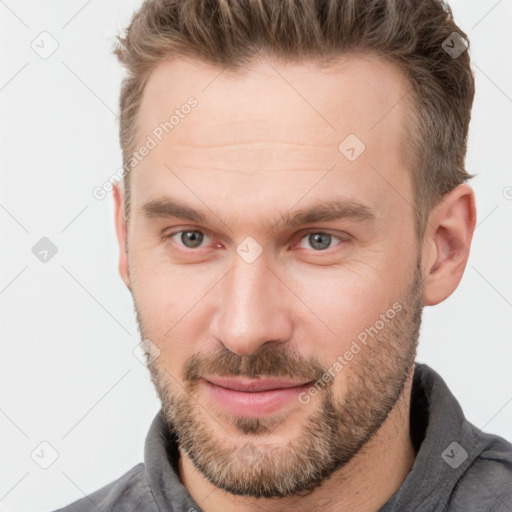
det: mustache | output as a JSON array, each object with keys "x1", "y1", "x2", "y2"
[{"x1": 181, "y1": 344, "x2": 328, "y2": 388}]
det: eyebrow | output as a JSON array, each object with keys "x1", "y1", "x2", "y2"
[{"x1": 141, "y1": 196, "x2": 376, "y2": 232}]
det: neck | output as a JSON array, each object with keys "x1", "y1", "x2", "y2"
[{"x1": 179, "y1": 369, "x2": 416, "y2": 512}]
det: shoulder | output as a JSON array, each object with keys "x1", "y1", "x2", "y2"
[
  {"x1": 446, "y1": 429, "x2": 512, "y2": 512},
  {"x1": 51, "y1": 463, "x2": 157, "y2": 512}
]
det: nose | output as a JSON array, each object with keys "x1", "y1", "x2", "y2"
[{"x1": 209, "y1": 252, "x2": 295, "y2": 356}]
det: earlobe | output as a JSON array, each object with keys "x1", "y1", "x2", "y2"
[
  {"x1": 422, "y1": 184, "x2": 476, "y2": 306},
  {"x1": 113, "y1": 184, "x2": 131, "y2": 290}
]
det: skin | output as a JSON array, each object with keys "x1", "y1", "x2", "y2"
[{"x1": 113, "y1": 53, "x2": 476, "y2": 511}]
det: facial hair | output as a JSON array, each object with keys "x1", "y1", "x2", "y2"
[{"x1": 134, "y1": 259, "x2": 424, "y2": 498}]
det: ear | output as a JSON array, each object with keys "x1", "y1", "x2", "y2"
[
  {"x1": 113, "y1": 183, "x2": 131, "y2": 290},
  {"x1": 421, "y1": 183, "x2": 477, "y2": 306}
]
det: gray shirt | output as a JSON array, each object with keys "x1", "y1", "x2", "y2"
[{"x1": 53, "y1": 363, "x2": 512, "y2": 511}]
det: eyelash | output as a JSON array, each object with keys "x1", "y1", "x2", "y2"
[{"x1": 164, "y1": 228, "x2": 349, "y2": 252}]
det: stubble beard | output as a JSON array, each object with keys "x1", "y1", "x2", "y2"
[{"x1": 135, "y1": 260, "x2": 424, "y2": 498}]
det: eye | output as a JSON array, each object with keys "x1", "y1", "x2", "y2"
[
  {"x1": 168, "y1": 229, "x2": 211, "y2": 249},
  {"x1": 164, "y1": 229, "x2": 348, "y2": 253},
  {"x1": 298, "y1": 232, "x2": 345, "y2": 251}
]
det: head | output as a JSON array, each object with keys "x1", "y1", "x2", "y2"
[{"x1": 112, "y1": 0, "x2": 476, "y2": 499}]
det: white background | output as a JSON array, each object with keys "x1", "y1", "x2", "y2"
[{"x1": 1, "y1": 1, "x2": 511, "y2": 510}]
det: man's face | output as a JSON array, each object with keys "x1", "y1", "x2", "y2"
[{"x1": 120, "y1": 53, "x2": 424, "y2": 497}]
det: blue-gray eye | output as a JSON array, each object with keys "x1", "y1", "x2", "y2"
[
  {"x1": 171, "y1": 230, "x2": 207, "y2": 248},
  {"x1": 300, "y1": 233, "x2": 340, "y2": 251}
]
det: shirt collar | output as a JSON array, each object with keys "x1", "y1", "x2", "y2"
[{"x1": 379, "y1": 363, "x2": 487, "y2": 510}]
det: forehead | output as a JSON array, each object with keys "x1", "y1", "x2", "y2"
[
  {"x1": 130, "y1": 53, "x2": 414, "y2": 227},
  {"x1": 138, "y1": 52, "x2": 411, "y2": 149}
]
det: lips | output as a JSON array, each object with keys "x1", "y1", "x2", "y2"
[
  {"x1": 201, "y1": 376, "x2": 314, "y2": 417},
  {"x1": 204, "y1": 376, "x2": 312, "y2": 392}
]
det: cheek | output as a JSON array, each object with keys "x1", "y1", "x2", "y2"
[
  {"x1": 285, "y1": 260, "x2": 408, "y2": 355},
  {"x1": 129, "y1": 250, "x2": 214, "y2": 367}
]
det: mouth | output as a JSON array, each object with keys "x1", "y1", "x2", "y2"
[
  {"x1": 201, "y1": 377, "x2": 314, "y2": 417},
  {"x1": 204, "y1": 376, "x2": 313, "y2": 392}
]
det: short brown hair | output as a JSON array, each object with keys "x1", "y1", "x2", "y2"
[{"x1": 114, "y1": 0, "x2": 475, "y2": 237}]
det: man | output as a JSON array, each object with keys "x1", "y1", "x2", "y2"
[{"x1": 55, "y1": 0, "x2": 512, "y2": 510}]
